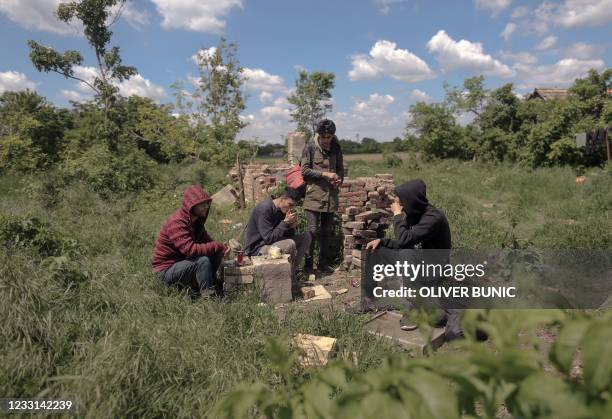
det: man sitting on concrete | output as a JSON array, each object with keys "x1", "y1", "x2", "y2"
[
  {"x1": 244, "y1": 187, "x2": 311, "y2": 272},
  {"x1": 364, "y1": 179, "x2": 463, "y2": 340},
  {"x1": 152, "y1": 185, "x2": 229, "y2": 297}
]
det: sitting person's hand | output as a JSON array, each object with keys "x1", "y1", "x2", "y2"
[
  {"x1": 365, "y1": 238, "x2": 382, "y2": 250},
  {"x1": 390, "y1": 199, "x2": 403, "y2": 216},
  {"x1": 223, "y1": 244, "x2": 231, "y2": 257},
  {"x1": 284, "y1": 210, "x2": 297, "y2": 226}
]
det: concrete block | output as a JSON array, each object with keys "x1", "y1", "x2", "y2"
[
  {"x1": 293, "y1": 334, "x2": 337, "y2": 367},
  {"x1": 225, "y1": 274, "x2": 254, "y2": 284},
  {"x1": 251, "y1": 255, "x2": 292, "y2": 304},
  {"x1": 287, "y1": 131, "x2": 307, "y2": 164},
  {"x1": 211, "y1": 184, "x2": 238, "y2": 207},
  {"x1": 224, "y1": 255, "x2": 292, "y2": 304}
]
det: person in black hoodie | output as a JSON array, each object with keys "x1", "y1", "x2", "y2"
[
  {"x1": 365, "y1": 179, "x2": 451, "y2": 252},
  {"x1": 365, "y1": 179, "x2": 464, "y2": 341}
]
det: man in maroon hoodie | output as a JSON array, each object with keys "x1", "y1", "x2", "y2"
[{"x1": 152, "y1": 185, "x2": 228, "y2": 297}]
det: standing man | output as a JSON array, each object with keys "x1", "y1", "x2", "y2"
[
  {"x1": 152, "y1": 185, "x2": 229, "y2": 297},
  {"x1": 301, "y1": 119, "x2": 344, "y2": 276},
  {"x1": 244, "y1": 187, "x2": 311, "y2": 273}
]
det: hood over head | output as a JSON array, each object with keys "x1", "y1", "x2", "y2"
[
  {"x1": 394, "y1": 179, "x2": 429, "y2": 222},
  {"x1": 181, "y1": 185, "x2": 212, "y2": 220}
]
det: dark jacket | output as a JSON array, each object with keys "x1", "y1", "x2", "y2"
[
  {"x1": 152, "y1": 185, "x2": 224, "y2": 272},
  {"x1": 301, "y1": 135, "x2": 344, "y2": 212},
  {"x1": 244, "y1": 197, "x2": 294, "y2": 256},
  {"x1": 381, "y1": 179, "x2": 452, "y2": 250}
]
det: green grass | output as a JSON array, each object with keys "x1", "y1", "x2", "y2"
[{"x1": 1, "y1": 158, "x2": 610, "y2": 417}]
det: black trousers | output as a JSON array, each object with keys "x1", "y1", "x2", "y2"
[{"x1": 304, "y1": 209, "x2": 335, "y2": 268}]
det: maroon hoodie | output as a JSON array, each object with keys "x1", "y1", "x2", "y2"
[{"x1": 152, "y1": 185, "x2": 224, "y2": 272}]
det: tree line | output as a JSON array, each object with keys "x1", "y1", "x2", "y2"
[{"x1": 1, "y1": 0, "x2": 610, "y2": 197}]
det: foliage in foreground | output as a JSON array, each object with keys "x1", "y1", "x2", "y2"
[{"x1": 215, "y1": 310, "x2": 612, "y2": 419}]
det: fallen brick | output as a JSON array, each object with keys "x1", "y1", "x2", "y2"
[
  {"x1": 294, "y1": 333, "x2": 337, "y2": 367},
  {"x1": 353, "y1": 229, "x2": 377, "y2": 238},
  {"x1": 301, "y1": 287, "x2": 316, "y2": 299},
  {"x1": 344, "y1": 221, "x2": 365, "y2": 229},
  {"x1": 355, "y1": 211, "x2": 383, "y2": 221},
  {"x1": 341, "y1": 214, "x2": 355, "y2": 221}
]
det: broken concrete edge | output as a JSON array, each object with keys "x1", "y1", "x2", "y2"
[{"x1": 363, "y1": 311, "x2": 446, "y2": 355}]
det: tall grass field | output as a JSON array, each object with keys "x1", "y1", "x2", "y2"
[{"x1": 1, "y1": 157, "x2": 610, "y2": 417}]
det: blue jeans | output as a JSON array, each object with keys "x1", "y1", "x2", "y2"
[{"x1": 160, "y1": 254, "x2": 221, "y2": 292}]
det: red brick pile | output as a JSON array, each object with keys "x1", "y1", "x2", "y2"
[
  {"x1": 229, "y1": 163, "x2": 292, "y2": 204},
  {"x1": 338, "y1": 174, "x2": 396, "y2": 272}
]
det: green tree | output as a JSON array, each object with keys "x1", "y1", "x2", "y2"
[
  {"x1": 28, "y1": 0, "x2": 137, "y2": 150},
  {"x1": 407, "y1": 102, "x2": 467, "y2": 159},
  {"x1": 360, "y1": 137, "x2": 382, "y2": 153},
  {"x1": 445, "y1": 75, "x2": 487, "y2": 117},
  {"x1": 288, "y1": 70, "x2": 336, "y2": 140},
  {"x1": 0, "y1": 90, "x2": 72, "y2": 173},
  {"x1": 192, "y1": 38, "x2": 248, "y2": 166}
]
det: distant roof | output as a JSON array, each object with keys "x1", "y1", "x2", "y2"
[
  {"x1": 527, "y1": 88, "x2": 569, "y2": 101},
  {"x1": 527, "y1": 88, "x2": 612, "y2": 100}
]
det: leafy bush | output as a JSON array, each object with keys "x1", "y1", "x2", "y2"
[
  {"x1": 383, "y1": 152, "x2": 403, "y2": 168},
  {"x1": 0, "y1": 215, "x2": 82, "y2": 258},
  {"x1": 214, "y1": 310, "x2": 612, "y2": 419},
  {"x1": 547, "y1": 138, "x2": 584, "y2": 167},
  {"x1": 62, "y1": 144, "x2": 156, "y2": 197}
]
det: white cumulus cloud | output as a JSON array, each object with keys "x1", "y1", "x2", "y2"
[
  {"x1": 0, "y1": 71, "x2": 37, "y2": 93},
  {"x1": 536, "y1": 35, "x2": 558, "y2": 50},
  {"x1": 0, "y1": 0, "x2": 148, "y2": 35},
  {"x1": 500, "y1": 22, "x2": 517, "y2": 41},
  {"x1": 511, "y1": 5, "x2": 529, "y2": 18},
  {"x1": 536, "y1": 0, "x2": 612, "y2": 28},
  {"x1": 514, "y1": 57, "x2": 605, "y2": 88},
  {"x1": 60, "y1": 89, "x2": 89, "y2": 102},
  {"x1": 474, "y1": 0, "x2": 513, "y2": 16},
  {"x1": 563, "y1": 42, "x2": 606, "y2": 59},
  {"x1": 331, "y1": 93, "x2": 405, "y2": 140},
  {"x1": 409, "y1": 89, "x2": 434, "y2": 103},
  {"x1": 372, "y1": 0, "x2": 407, "y2": 14},
  {"x1": 426, "y1": 30, "x2": 515, "y2": 77},
  {"x1": 151, "y1": 0, "x2": 243, "y2": 33},
  {"x1": 66, "y1": 65, "x2": 166, "y2": 102},
  {"x1": 118, "y1": 74, "x2": 166, "y2": 101},
  {"x1": 348, "y1": 40, "x2": 435, "y2": 83},
  {"x1": 242, "y1": 68, "x2": 287, "y2": 92}
]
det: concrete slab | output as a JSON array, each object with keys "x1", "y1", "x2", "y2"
[{"x1": 364, "y1": 311, "x2": 445, "y2": 355}]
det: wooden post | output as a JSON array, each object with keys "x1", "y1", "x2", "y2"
[{"x1": 236, "y1": 152, "x2": 246, "y2": 209}]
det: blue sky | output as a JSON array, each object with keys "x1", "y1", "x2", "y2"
[{"x1": 0, "y1": 0, "x2": 610, "y2": 142}]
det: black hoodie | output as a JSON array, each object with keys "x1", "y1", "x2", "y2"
[{"x1": 380, "y1": 179, "x2": 451, "y2": 250}]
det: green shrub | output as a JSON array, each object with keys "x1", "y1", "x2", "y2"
[
  {"x1": 0, "y1": 216, "x2": 82, "y2": 258},
  {"x1": 383, "y1": 152, "x2": 403, "y2": 168},
  {"x1": 62, "y1": 144, "x2": 156, "y2": 197},
  {"x1": 546, "y1": 138, "x2": 584, "y2": 167},
  {"x1": 214, "y1": 310, "x2": 612, "y2": 419}
]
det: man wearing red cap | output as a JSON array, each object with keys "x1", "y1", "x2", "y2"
[{"x1": 152, "y1": 185, "x2": 229, "y2": 297}]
